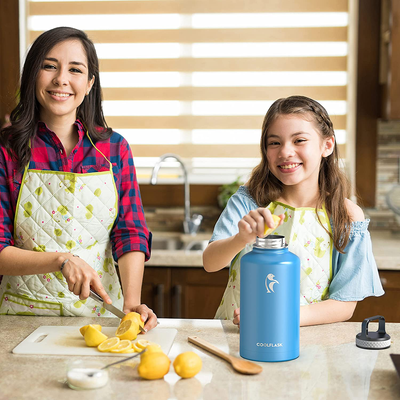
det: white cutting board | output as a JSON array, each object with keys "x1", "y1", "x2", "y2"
[{"x1": 12, "y1": 326, "x2": 177, "y2": 357}]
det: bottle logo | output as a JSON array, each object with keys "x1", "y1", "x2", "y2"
[
  {"x1": 256, "y1": 342, "x2": 283, "y2": 347},
  {"x1": 265, "y1": 273, "x2": 279, "y2": 293}
]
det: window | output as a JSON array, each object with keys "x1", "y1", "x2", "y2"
[{"x1": 23, "y1": 0, "x2": 355, "y2": 185}]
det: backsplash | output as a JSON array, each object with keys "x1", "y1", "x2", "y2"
[{"x1": 365, "y1": 120, "x2": 400, "y2": 231}]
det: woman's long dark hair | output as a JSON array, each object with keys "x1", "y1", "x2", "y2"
[
  {"x1": 0, "y1": 26, "x2": 112, "y2": 171},
  {"x1": 247, "y1": 96, "x2": 352, "y2": 253}
]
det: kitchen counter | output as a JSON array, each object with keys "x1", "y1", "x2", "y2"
[
  {"x1": 1, "y1": 316, "x2": 399, "y2": 400},
  {"x1": 148, "y1": 230, "x2": 400, "y2": 270}
]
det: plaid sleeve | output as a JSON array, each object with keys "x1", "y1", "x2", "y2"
[
  {"x1": 0, "y1": 148, "x2": 16, "y2": 253},
  {"x1": 110, "y1": 137, "x2": 151, "y2": 261}
]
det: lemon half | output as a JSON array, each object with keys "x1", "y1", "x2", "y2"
[
  {"x1": 84, "y1": 325, "x2": 108, "y2": 347},
  {"x1": 115, "y1": 319, "x2": 139, "y2": 341}
]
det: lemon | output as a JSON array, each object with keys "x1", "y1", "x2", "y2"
[
  {"x1": 121, "y1": 311, "x2": 144, "y2": 332},
  {"x1": 173, "y1": 351, "x2": 202, "y2": 379},
  {"x1": 97, "y1": 337, "x2": 120, "y2": 352},
  {"x1": 138, "y1": 352, "x2": 171, "y2": 380},
  {"x1": 136, "y1": 339, "x2": 151, "y2": 349},
  {"x1": 110, "y1": 339, "x2": 133, "y2": 353},
  {"x1": 132, "y1": 342, "x2": 142, "y2": 352},
  {"x1": 115, "y1": 319, "x2": 139, "y2": 341},
  {"x1": 79, "y1": 324, "x2": 102, "y2": 336},
  {"x1": 84, "y1": 325, "x2": 108, "y2": 347},
  {"x1": 263, "y1": 214, "x2": 281, "y2": 237},
  {"x1": 140, "y1": 344, "x2": 162, "y2": 359}
]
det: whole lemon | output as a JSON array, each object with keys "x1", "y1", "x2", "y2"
[
  {"x1": 173, "y1": 351, "x2": 202, "y2": 379},
  {"x1": 138, "y1": 352, "x2": 171, "y2": 380}
]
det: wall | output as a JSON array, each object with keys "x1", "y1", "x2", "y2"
[{"x1": 366, "y1": 120, "x2": 400, "y2": 232}]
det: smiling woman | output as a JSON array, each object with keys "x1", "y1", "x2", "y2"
[{"x1": 0, "y1": 27, "x2": 156, "y2": 331}]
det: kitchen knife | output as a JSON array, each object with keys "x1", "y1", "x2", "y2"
[{"x1": 89, "y1": 289, "x2": 145, "y2": 332}]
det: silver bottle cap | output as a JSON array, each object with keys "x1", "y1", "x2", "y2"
[{"x1": 254, "y1": 235, "x2": 286, "y2": 249}]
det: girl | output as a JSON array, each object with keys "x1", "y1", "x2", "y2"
[
  {"x1": 0, "y1": 27, "x2": 157, "y2": 330},
  {"x1": 203, "y1": 96, "x2": 384, "y2": 326}
]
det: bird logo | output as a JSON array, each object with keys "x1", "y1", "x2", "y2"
[{"x1": 265, "y1": 273, "x2": 279, "y2": 293}]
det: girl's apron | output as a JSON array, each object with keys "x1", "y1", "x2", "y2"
[
  {"x1": 215, "y1": 201, "x2": 333, "y2": 320},
  {"x1": 0, "y1": 133, "x2": 123, "y2": 316}
]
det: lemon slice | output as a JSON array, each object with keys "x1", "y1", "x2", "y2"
[
  {"x1": 97, "y1": 337, "x2": 120, "y2": 352},
  {"x1": 84, "y1": 325, "x2": 108, "y2": 347},
  {"x1": 110, "y1": 340, "x2": 133, "y2": 353},
  {"x1": 263, "y1": 214, "x2": 281, "y2": 237},
  {"x1": 115, "y1": 319, "x2": 139, "y2": 341},
  {"x1": 79, "y1": 324, "x2": 102, "y2": 336},
  {"x1": 132, "y1": 342, "x2": 142, "y2": 352},
  {"x1": 136, "y1": 339, "x2": 152, "y2": 349}
]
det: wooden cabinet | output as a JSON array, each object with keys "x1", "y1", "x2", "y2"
[
  {"x1": 142, "y1": 267, "x2": 229, "y2": 319},
  {"x1": 349, "y1": 270, "x2": 400, "y2": 323}
]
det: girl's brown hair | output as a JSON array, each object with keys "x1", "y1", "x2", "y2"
[{"x1": 247, "y1": 95, "x2": 351, "y2": 253}]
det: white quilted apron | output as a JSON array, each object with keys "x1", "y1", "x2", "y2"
[
  {"x1": 215, "y1": 201, "x2": 333, "y2": 320},
  {"x1": 0, "y1": 134, "x2": 123, "y2": 316}
]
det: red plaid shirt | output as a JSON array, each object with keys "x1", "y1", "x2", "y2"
[{"x1": 0, "y1": 120, "x2": 151, "y2": 262}]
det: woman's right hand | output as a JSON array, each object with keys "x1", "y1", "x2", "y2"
[
  {"x1": 60, "y1": 255, "x2": 111, "y2": 304},
  {"x1": 237, "y1": 208, "x2": 284, "y2": 245}
]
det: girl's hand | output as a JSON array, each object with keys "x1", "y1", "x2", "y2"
[
  {"x1": 233, "y1": 308, "x2": 240, "y2": 327},
  {"x1": 61, "y1": 256, "x2": 111, "y2": 304},
  {"x1": 123, "y1": 303, "x2": 158, "y2": 332},
  {"x1": 237, "y1": 208, "x2": 284, "y2": 244}
]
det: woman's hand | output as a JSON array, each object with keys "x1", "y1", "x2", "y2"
[
  {"x1": 233, "y1": 308, "x2": 240, "y2": 328},
  {"x1": 237, "y1": 208, "x2": 284, "y2": 244},
  {"x1": 123, "y1": 303, "x2": 158, "y2": 332},
  {"x1": 60, "y1": 255, "x2": 111, "y2": 304}
]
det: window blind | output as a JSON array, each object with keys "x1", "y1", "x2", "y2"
[{"x1": 26, "y1": 0, "x2": 351, "y2": 185}]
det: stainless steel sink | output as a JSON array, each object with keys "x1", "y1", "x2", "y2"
[{"x1": 151, "y1": 234, "x2": 209, "y2": 251}]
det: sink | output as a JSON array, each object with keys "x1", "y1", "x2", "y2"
[{"x1": 151, "y1": 233, "x2": 210, "y2": 251}]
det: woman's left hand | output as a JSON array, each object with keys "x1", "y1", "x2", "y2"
[{"x1": 123, "y1": 303, "x2": 158, "y2": 332}]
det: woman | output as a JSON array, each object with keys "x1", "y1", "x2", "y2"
[{"x1": 0, "y1": 27, "x2": 156, "y2": 330}]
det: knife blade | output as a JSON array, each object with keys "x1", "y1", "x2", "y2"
[{"x1": 89, "y1": 289, "x2": 146, "y2": 332}]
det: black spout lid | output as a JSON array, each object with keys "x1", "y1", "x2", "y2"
[{"x1": 356, "y1": 315, "x2": 391, "y2": 350}]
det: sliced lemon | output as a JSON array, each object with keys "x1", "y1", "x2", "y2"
[
  {"x1": 263, "y1": 214, "x2": 281, "y2": 237},
  {"x1": 132, "y1": 342, "x2": 142, "y2": 352},
  {"x1": 120, "y1": 311, "x2": 145, "y2": 332},
  {"x1": 79, "y1": 324, "x2": 102, "y2": 337},
  {"x1": 173, "y1": 351, "x2": 202, "y2": 379},
  {"x1": 110, "y1": 340, "x2": 133, "y2": 353},
  {"x1": 115, "y1": 319, "x2": 139, "y2": 341},
  {"x1": 84, "y1": 325, "x2": 108, "y2": 347},
  {"x1": 97, "y1": 337, "x2": 120, "y2": 352},
  {"x1": 136, "y1": 339, "x2": 152, "y2": 349}
]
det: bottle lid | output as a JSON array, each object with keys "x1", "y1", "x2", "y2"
[
  {"x1": 254, "y1": 235, "x2": 286, "y2": 249},
  {"x1": 355, "y1": 315, "x2": 391, "y2": 350}
]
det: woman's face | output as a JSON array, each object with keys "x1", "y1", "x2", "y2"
[{"x1": 35, "y1": 39, "x2": 94, "y2": 124}]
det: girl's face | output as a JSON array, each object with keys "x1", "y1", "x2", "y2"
[
  {"x1": 266, "y1": 114, "x2": 334, "y2": 190},
  {"x1": 35, "y1": 39, "x2": 94, "y2": 124}
]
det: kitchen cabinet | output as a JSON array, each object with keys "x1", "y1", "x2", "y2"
[
  {"x1": 349, "y1": 270, "x2": 400, "y2": 322},
  {"x1": 142, "y1": 267, "x2": 229, "y2": 319}
]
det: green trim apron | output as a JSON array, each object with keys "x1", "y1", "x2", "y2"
[
  {"x1": 215, "y1": 201, "x2": 333, "y2": 320},
  {"x1": 0, "y1": 133, "x2": 123, "y2": 316}
]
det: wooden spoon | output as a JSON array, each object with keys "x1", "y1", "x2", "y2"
[{"x1": 188, "y1": 336, "x2": 262, "y2": 375}]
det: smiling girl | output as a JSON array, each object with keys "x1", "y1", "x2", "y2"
[
  {"x1": 0, "y1": 27, "x2": 156, "y2": 330},
  {"x1": 203, "y1": 96, "x2": 384, "y2": 326}
]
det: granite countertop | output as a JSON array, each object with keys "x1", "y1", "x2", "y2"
[
  {"x1": 0, "y1": 316, "x2": 399, "y2": 399},
  {"x1": 148, "y1": 230, "x2": 400, "y2": 270}
]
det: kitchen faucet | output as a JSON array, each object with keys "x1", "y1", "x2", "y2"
[{"x1": 150, "y1": 153, "x2": 203, "y2": 235}]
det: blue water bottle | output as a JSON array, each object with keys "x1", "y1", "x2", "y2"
[{"x1": 240, "y1": 235, "x2": 300, "y2": 362}]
